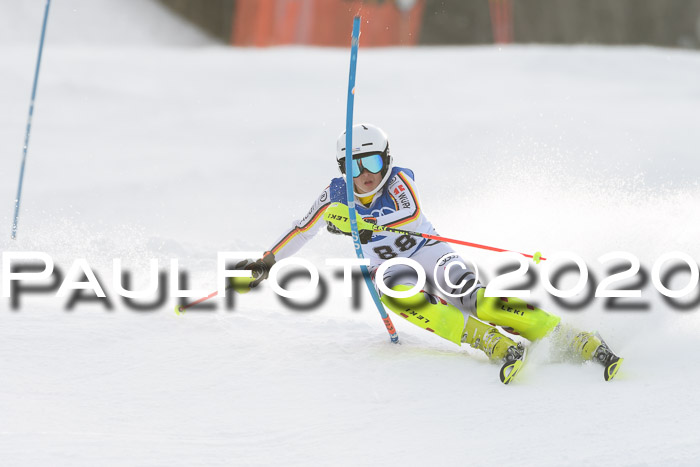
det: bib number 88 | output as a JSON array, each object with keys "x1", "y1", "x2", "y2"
[{"x1": 373, "y1": 235, "x2": 417, "y2": 260}]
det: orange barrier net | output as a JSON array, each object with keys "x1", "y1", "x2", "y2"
[{"x1": 232, "y1": 0, "x2": 426, "y2": 47}]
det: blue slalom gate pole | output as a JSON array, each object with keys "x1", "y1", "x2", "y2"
[
  {"x1": 11, "y1": 0, "x2": 51, "y2": 240},
  {"x1": 345, "y1": 16, "x2": 399, "y2": 343}
]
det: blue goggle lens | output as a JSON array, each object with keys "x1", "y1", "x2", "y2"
[{"x1": 351, "y1": 153, "x2": 384, "y2": 178}]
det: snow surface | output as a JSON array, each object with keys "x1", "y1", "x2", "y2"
[
  {"x1": 1, "y1": 2, "x2": 700, "y2": 466},
  {"x1": 0, "y1": 0, "x2": 215, "y2": 47}
]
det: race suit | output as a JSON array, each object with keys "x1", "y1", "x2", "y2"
[{"x1": 266, "y1": 165, "x2": 481, "y2": 314}]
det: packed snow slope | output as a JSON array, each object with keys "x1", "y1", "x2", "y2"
[
  {"x1": 2, "y1": 3, "x2": 700, "y2": 466},
  {"x1": 0, "y1": 0, "x2": 214, "y2": 47}
]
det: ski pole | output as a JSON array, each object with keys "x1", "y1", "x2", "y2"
[
  {"x1": 371, "y1": 224, "x2": 545, "y2": 263},
  {"x1": 12, "y1": 0, "x2": 51, "y2": 240},
  {"x1": 323, "y1": 204, "x2": 545, "y2": 263},
  {"x1": 175, "y1": 281, "x2": 252, "y2": 314},
  {"x1": 174, "y1": 267, "x2": 265, "y2": 314},
  {"x1": 174, "y1": 288, "x2": 224, "y2": 315}
]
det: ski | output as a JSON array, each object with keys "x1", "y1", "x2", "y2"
[
  {"x1": 499, "y1": 344, "x2": 527, "y2": 384},
  {"x1": 593, "y1": 337, "x2": 624, "y2": 382}
]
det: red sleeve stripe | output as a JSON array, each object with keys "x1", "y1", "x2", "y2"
[
  {"x1": 386, "y1": 172, "x2": 421, "y2": 228},
  {"x1": 271, "y1": 202, "x2": 330, "y2": 254}
]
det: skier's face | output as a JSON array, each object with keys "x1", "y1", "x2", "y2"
[{"x1": 354, "y1": 169, "x2": 382, "y2": 194}]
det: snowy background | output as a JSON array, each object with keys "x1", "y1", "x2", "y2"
[{"x1": 1, "y1": 1, "x2": 700, "y2": 466}]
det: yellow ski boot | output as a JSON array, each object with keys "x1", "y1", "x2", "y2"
[
  {"x1": 571, "y1": 331, "x2": 624, "y2": 382},
  {"x1": 462, "y1": 316, "x2": 527, "y2": 384},
  {"x1": 380, "y1": 286, "x2": 526, "y2": 384}
]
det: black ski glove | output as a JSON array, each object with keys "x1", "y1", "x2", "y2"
[
  {"x1": 326, "y1": 217, "x2": 375, "y2": 244},
  {"x1": 230, "y1": 252, "x2": 276, "y2": 292}
]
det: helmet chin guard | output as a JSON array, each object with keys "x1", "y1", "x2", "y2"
[{"x1": 336, "y1": 123, "x2": 393, "y2": 198}]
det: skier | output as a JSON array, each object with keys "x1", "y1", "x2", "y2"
[{"x1": 233, "y1": 123, "x2": 623, "y2": 383}]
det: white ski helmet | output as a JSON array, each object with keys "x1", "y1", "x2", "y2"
[{"x1": 336, "y1": 123, "x2": 394, "y2": 197}]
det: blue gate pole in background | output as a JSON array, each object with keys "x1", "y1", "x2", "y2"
[{"x1": 12, "y1": 0, "x2": 52, "y2": 240}]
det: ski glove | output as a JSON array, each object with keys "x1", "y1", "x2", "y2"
[
  {"x1": 326, "y1": 217, "x2": 376, "y2": 244},
  {"x1": 230, "y1": 252, "x2": 276, "y2": 293}
]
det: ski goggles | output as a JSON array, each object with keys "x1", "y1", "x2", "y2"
[{"x1": 339, "y1": 153, "x2": 385, "y2": 178}]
